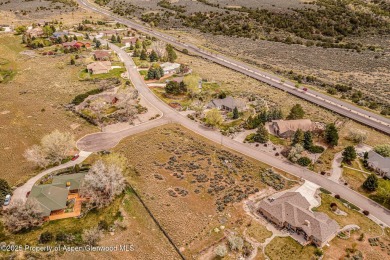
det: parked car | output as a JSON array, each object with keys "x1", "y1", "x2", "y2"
[
  {"x1": 3, "y1": 194, "x2": 11, "y2": 206},
  {"x1": 71, "y1": 154, "x2": 79, "y2": 161}
]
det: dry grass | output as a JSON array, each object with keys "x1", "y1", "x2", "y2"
[
  {"x1": 113, "y1": 124, "x2": 297, "y2": 258},
  {"x1": 0, "y1": 35, "x2": 97, "y2": 185},
  {"x1": 265, "y1": 236, "x2": 316, "y2": 260},
  {"x1": 246, "y1": 221, "x2": 272, "y2": 243}
]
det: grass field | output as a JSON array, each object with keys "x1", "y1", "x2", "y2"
[
  {"x1": 113, "y1": 124, "x2": 298, "y2": 258},
  {"x1": 265, "y1": 237, "x2": 316, "y2": 260},
  {"x1": 0, "y1": 35, "x2": 97, "y2": 186},
  {"x1": 246, "y1": 221, "x2": 272, "y2": 244}
]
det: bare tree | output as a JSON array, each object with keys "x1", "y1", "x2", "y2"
[
  {"x1": 151, "y1": 41, "x2": 167, "y2": 60},
  {"x1": 80, "y1": 160, "x2": 126, "y2": 210},
  {"x1": 4, "y1": 199, "x2": 44, "y2": 233},
  {"x1": 24, "y1": 145, "x2": 49, "y2": 168},
  {"x1": 24, "y1": 130, "x2": 74, "y2": 167},
  {"x1": 82, "y1": 227, "x2": 103, "y2": 246},
  {"x1": 41, "y1": 130, "x2": 74, "y2": 164},
  {"x1": 214, "y1": 244, "x2": 228, "y2": 257},
  {"x1": 348, "y1": 129, "x2": 368, "y2": 144}
]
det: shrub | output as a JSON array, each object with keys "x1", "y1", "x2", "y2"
[
  {"x1": 314, "y1": 248, "x2": 323, "y2": 257},
  {"x1": 228, "y1": 235, "x2": 244, "y2": 251},
  {"x1": 39, "y1": 231, "x2": 53, "y2": 244},
  {"x1": 320, "y1": 187, "x2": 331, "y2": 194},
  {"x1": 308, "y1": 145, "x2": 325, "y2": 153},
  {"x1": 98, "y1": 220, "x2": 109, "y2": 231},
  {"x1": 56, "y1": 232, "x2": 67, "y2": 242},
  {"x1": 297, "y1": 157, "x2": 311, "y2": 166},
  {"x1": 335, "y1": 194, "x2": 341, "y2": 199},
  {"x1": 363, "y1": 174, "x2": 378, "y2": 191},
  {"x1": 72, "y1": 88, "x2": 103, "y2": 105},
  {"x1": 330, "y1": 202, "x2": 338, "y2": 211},
  {"x1": 363, "y1": 210, "x2": 369, "y2": 216},
  {"x1": 214, "y1": 244, "x2": 228, "y2": 257}
]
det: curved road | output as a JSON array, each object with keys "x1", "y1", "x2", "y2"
[
  {"x1": 77, "y1": 0, "x2": 390, "y2": 135},
  {"x1": 75, "y1": 41, "x2": 390, "y2": 227}
]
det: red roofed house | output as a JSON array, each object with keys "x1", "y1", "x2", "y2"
[{"x1": 62, "y1": 41, "x2": 91, "y2": 49}]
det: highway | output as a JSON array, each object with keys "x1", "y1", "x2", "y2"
[{"x1": 77, "y1": 0, "x2": 390, "y2": 135}]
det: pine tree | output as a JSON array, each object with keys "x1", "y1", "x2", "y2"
[
  {"x1": 253, "y1": 124, "x2": 269, "y2": 143},
  {"x1": 363, "y1": 174, "x2": 378, "y2": 191},
  {"x1": 140, "y1": 49, "x2": 147, "y2": 60},
  {"x1": 232, "y1": 107, "x2": 239, "y2": 119},
  {"x1": 342, "y1": 146, "x2": 357, "y2": 164},
  {"x1": 324, "y1": 123, "x2": 339, "y2": 147},
  {"x1": 287, "y1": 104, "x2": 305, "y2": 120},
  {"x1": 166, "y1": 44, "x2": 177, "y2": 62},
  {"x1": 292, "y1": 129, "x2": 304, "y2": 145},
  {"x1": 116, "y1": 35, "x2": 121, "y2": 43},
  {"x1": 111, "y1": 34, "x2": 116, "y2": 43},
  {"x1": 149, "y1": 50, "x2": 158, "y2": 62},
  {"x1": 303, "y1": 131, "x2": 313, "y2": 150}
]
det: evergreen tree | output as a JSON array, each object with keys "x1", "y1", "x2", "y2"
[
  {"x1": 287, "y1": 104, "x2": 305, "y2": 120},
  {"x1": 232, "y1": 107, "x2": 239, "y2": 119},
  {"x1": 140, "y1": 49, "x2": 147, "y2": 60},
  {"x1": 166, "y1": 44, "x2": 177, "y2": 62},
  {"x1": 303, "y1": 131, "x2": 313, "y2": 150},
  {"x1": 111, "y1": 34, "x2": 116, "y2": 42},
  {"x1": 116, "y1": 35, "x2": 121, "y2": 43},
  {"x1": 292, "y1": 129, "x2": 304, "y2": 145},
  {"x1": 70, "y1": 58, "x2": 75, "y2": 65},
  {"x1": 342, "y1": 146, "x2": 357, "y2": 164},
  {"x1": 324, "y1": 123, "x2": 339, "y2": 147},
  {"x1": 363, "y1": 174, "x2": 378, "y2": 191},
  {"x1": 95, "y1": 40, "x2": 101, "y2": 48},
  {"x1": 253, "y1": 124, "x2": 269, "y2": 143},
  {"x1": 149, "y1": 50, "x2": 158, "y2": 62}
]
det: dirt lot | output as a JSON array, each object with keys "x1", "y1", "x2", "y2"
[
  {"x1": 0, "y1": 35, "x2": 98, "y2": 186},
  {"x1": 113, "y1": 124, "x2": 298, "y2": 258}
]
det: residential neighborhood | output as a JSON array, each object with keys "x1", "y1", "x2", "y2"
[{"x1": 0, "y1": 1, "x2": 390, "y2": 260}]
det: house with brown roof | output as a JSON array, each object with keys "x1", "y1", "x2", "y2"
[
  {"x1": 87, "y1": 61, "x2": 112, "y2": 75},
  {"x1": 93, "y1": 50, "x2": 111, "y2": 61},
  {"x1": 271, "y1": 119, "x2": 316, "y2": 138},
  {"x1": 122, "y1": 37, "x2": 138, "y2": 47},
  {"x1": 62, "y1": 41, "x2": 91, "y2": 49},
  {"x1": 258, "y1": 192, "x2": 339, "y2": 247}
]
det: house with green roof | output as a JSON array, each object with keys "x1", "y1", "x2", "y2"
[{"x1": 27, "y1": 173, "x2": 86, "y2": 219}]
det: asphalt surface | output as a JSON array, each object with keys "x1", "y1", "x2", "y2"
[
  {"x1": 77, "y1": 0, "x2": 390, "y2": 135},
  {"x1": 74, "y1": 40, "x2": 390, "y2": 227}
]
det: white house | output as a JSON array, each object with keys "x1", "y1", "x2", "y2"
[{"x1": 161, "y1": 62, "x2": 181, "y2": 75}]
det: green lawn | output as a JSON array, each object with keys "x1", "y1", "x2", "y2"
[
  {"x1": 79, "y1": 67, "x2": 126, "y2": 80},
  {"x1": 313, "y1": 193, "x2": 382, "y2": 236},
  {"x1": 269, "y1": 134, "x2": 288, "y2": 146}
]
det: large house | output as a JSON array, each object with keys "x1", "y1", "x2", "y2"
[
  {"x1": 26, "y1": 27, "x2": 44, "y2": 38},
  {"x1": 207, "y1": 96, "x2": 246, "y2": 112},
  {"x1": 258, "y1": 192, "x2": 339, "y2": 247},
  {"x1": 27, "y1": 173, "x2": 85, "y2": 220},
  {"x1": 87, "y1": 61, "x2": 112, "y2": 75},
  {"x1": 122, "y1": 37, "x2": 138, "y2": 47},
  {"x1": 367, "y1": 150, "x2": 390, "y2": 178},
  {"x1": 62, "y1": 41, "x2": 91, "y2": 49},
  {"x1": 271, "y1": 119, "x2": 316, "y2": 138},
  {"x1": 93, "y1": 50, "x2": 111, "y2": 61},
  {"x1": 160, "y1": 62, "x2": 181, "y2": 75}
]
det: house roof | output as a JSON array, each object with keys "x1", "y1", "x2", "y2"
[
  {"x1": 87, "y1": 61, "x2": 111, "y2": 71},
  {"x1": 367, "y1": 150, "x2": 390, "y2": 174},
  {"x1": 53, "y1": 31, "x2": 68, "y2": 37},
  {"x1": 208, "y1": 96, "x2": 246, "y2": 110},
  {"x1": 258, "y1": 192, "x2": 339, "y2": 244},
  {"x1": 122, "y1": 37, "x2": 137, "y2": 44},
  {"x1": 161, "y1": 62, "x2": 181, "y2": 72},
  {"x1": 28, "y1": 185, "x2": 69, "y2": 217},
  {"x1": 272, "y1": 119, "x2": 315, "y2": 134},
  {"x1": 93, "y1": 50, "x2": 111, "y2": 59},
  {"x1": 52, "y1": 172, "x2": 86, "y2": 191}
]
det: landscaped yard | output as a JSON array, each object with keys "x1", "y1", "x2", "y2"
[{"x1": 79, "y1": 67, "x2": 126, "y2": 80}]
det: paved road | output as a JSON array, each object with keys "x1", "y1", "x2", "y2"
[
  {"x1": 77, "y1": 0, "x2": 390, "y2": 135},
  {"x1": 74, "y1": 40, "x2": 390, "y2": 227}
]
